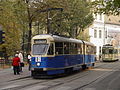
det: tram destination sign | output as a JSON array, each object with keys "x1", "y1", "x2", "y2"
[{"x1": 34, "y1": 39, "x2": 47, "y2": 44}]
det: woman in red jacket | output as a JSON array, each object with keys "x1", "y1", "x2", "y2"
[{"x1": 12, "y1": 54, "x2": 20, "y2": 75}]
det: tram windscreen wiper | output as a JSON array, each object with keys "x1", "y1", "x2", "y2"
[{"x1": 32, "y1": 44, "x2": 49, "y2": 55}]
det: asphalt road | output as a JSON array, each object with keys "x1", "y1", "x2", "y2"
[{"x1": 0, "y1": 61, "x2": 120, "y2": 90}]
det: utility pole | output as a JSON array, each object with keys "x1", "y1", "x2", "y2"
[
  {"x1": 27, "y1": 7, "x2": 63, "y2": 52},
  {"x1": 47, "y1": 11, "x2": 51, "y2": 34},
  {"x1": 39, "y1": 8, "x2": 63, "y2": 34}
]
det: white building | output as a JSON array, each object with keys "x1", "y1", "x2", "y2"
[{"x1": 89, "y1": 14, "x2": 120, "y2": 60}]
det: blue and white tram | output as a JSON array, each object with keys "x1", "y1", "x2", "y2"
[{"x1": 31, "y1": 34, "x2": 96, "y2": 78}]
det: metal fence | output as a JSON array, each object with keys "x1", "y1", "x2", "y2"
[
  {"x1": 0, "y1": 55, "x2": 28, "y2": 69},
  {"x1": 0, "y1": 59, "x2": 12, "y2": 69}
]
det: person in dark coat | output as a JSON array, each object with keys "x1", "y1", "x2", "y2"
[{"x1": 12, "y1": 54, "x2": 20, "y2": 75}]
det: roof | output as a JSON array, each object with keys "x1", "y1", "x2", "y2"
[
  {"x1": 105, "y1": 15, "x2": 120, "y2": 25},
  {"x1": 32, "y1": 34, "x2": 95, "y2": 46}
]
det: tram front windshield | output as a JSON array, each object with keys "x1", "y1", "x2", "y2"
[
  {"x1": 32, "y1": 44, "x2": 49, "y2": 55},
  {"x1": 102, "y1": 48, "x2": 114, "y2": 54}
]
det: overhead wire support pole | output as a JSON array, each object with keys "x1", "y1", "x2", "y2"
[
  {"x1": 38, "y1": 8, "x2": 63, "y2": 34},
  {"x1": 27, "y1": 7, "x2": 63, "y2": 52},
  {"x1": 30, "y1": 8, "x2": 63, "y2": 34}
]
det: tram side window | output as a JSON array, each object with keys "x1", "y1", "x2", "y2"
[
  {"x1": 69, "y1": 43, "x2": 73, "y2": 54},
  {"x1": 55, "y1": 42, "x2": 63, "y2": 54},
  {"x1": 64, "y1": 42, "x2": 69, "y2": 54},
  {"x1": 69, "y1": 43, "x2": 77, "y2": 54},
  {"x1": 74, "y1": 43, "x2": 78, "y2": 54},
  {"x1": 47, "y1": 43, "x2": 54, "y2": 55},
  {"x1": 91, "y1": 46, "x2": 94, "y2": 54},
  {"x1": 89, "y1": 46, "x2": 92, "y2": 54},
  {"x1": 114, "y1": 49, "x2": 118, "y2": 54},
  {"x1": 86, "y1": 45, "x2": 92, "y2": 54},
  {"x1": 78, "y1": 44, "x2": 82, "y2": 54},
  {"x1": 109, "y1": 49, "x2": 113, "y2": 54},
  {"x1": 86, "y1": 45, "x2": 90, "y2": 54},
  {"x1": 91, "y1": 46, "x2": 95, "y2": 54}
]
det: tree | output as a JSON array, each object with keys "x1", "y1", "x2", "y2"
[
  {"x1": 24, "y1": 0, "x2": 93, "y2": 39},
  {"x1": 61, "y1": 0, "x2": 94, "y2": 38},
  {"x1": 0, "y1": 0, "x2": 94, "y2": 57},
  {"x1": 0, "y1": 0, "x2": 27, "y2": 56},
  {"x1": 92, "y1": 0, "x2": 120, "y2": 15},
  {"x1": 31, "y1": 0, "x2": 93, "y2": 39}
]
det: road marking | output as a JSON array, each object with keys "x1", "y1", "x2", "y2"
[
  {"x1": 24, "y1": 85, "x2": 47, "y2": 90},
  {"x1": 1, "y1": 85, "x2": 20, "y2": 90},
  {"x1": 91, "y1": 68, "x2": 114, "y2": 71},
  {"x1": 84, "y1": 88, "x2": 96, "y2": 90},
  {"x1": 56, "y1": 86, "x2": 71, "y2": 90}
]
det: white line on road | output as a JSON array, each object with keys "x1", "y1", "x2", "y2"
[
  {"x1": 0, "y1": 85, "x2": 21, "y2": 90},
  {"x1": 56, "y1": 86, "x2": 71, "y2": 90},
  {"x1": 23, "y1": 85, "x2": 47, "y2": 90}
]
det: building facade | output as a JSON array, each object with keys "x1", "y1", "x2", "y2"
[{"x1": 89, "y1": 14, "x2": 120, "y2": 60}]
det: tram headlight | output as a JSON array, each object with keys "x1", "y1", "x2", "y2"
[{"x1": 37, "y1": 63, "x2": 40, "y2": 66}]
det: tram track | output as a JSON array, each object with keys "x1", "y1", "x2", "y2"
[
  {"x1": 73, "y1": 61, "x2": 120, "y2": 90},
  {"x1": 1, "y1": 79, "x2": 49, "y2": 90},
  {"x1": 8, "y1": 76, "x2": 31, "y2": 82},
  {"x1": 1, "y1": 61, "x2": 120, "y2": 90},
  {"x1": 0, "y1": 70, "x2": 91, "y2": 90},
  {"x1": 43, "y1": 61, "x2": 120, "y2": 90}
]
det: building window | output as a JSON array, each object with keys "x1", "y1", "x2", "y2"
[
  {"x1": 99, "y1": 30, "x2": 102, "y2": 38},
  {"x1": 105, "y1": 31, "x2": 107, "y2": 38},
  {"x1": 99, "y1": 46, "x2": 102, "y2": 59},
  {"x1": 99, "y1": 14, "x2": 102, "y2": 20},
  {"x1": 95, "y1": 14, "x2": 97, "y2": 20},
  {"x1": 99, "y1": 46, "x2": 101, "y2": 54},
  {"x1": 94, "y1": 29, "x2": 97, "y2": 38}
]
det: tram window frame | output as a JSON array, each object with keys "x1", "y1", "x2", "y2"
[
  {"x1": 47, "y1": 43, "x2": 54, "y2": 55},
  {"x1": 55, "y1": 42, "x2": 63, "y2": 55}
]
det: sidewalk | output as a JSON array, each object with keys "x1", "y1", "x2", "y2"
[{"x1": 0, "y1": 65, "x2": 31, "y2": 83}]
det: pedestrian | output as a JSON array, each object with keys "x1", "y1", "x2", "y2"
[
  {"x1": 18, "y1": 51, "x2": 24, "y2": 72},
  {"x1": 12, "y1": 54, "x2": 20, "y2": 75},
  {"x1": 27, "y1": 53, "x2": 31, "y2": 71}
]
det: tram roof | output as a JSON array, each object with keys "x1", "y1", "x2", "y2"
[{"x1": 32, "y1": 34, "x2": 94, "y2": 46}]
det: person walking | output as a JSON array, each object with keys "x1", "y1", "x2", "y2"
[
  {"x1": 18, "y1": 51, "x2": 24, "y2": 72},
  {"x1": 12, "y1": 54, "x2": 20, "y2": 75},
  {"x1": 27, "y1": 53, "x2": 31, "y2": 71}
]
